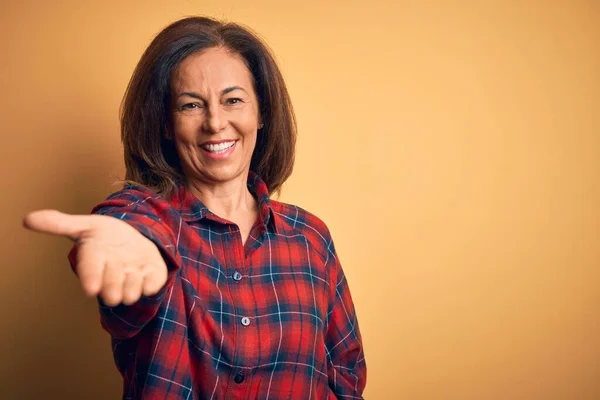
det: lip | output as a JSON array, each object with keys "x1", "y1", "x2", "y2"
[
  {"x1": 200, "y1": 139, "x2": 237, "y2": 145},
  {"x1": 199, "y1": 140, "x2": 237, "y2": 160}
]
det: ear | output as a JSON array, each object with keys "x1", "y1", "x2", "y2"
[{"x1": 257, "y1": 113, "x2": 264, "y2": 130}]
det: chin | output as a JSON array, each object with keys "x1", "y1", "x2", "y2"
[{"x1": 200, "y1": 166, "x2": 247, "y2": 184}]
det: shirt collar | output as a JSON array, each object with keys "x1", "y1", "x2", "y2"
[{"x1": 169, "y1": 171, "x2": 278, "y2": 233}]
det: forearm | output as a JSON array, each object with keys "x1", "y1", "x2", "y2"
[
  {"x1": 326, "y1": 308, "x2": 367, "y2": 398},
  {"x1": 97, "y1": 272, "x2": 175, "y2": 339},
  {"x1": 325, "y1": 248, "x2": 367, "y2": 397}
]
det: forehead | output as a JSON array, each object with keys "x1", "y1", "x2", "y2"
[{"x1": 172, "y1": 47, "x2": 254, "y2": 91}]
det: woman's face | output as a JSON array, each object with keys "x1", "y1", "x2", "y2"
[{"x1": 170, "y1": 47, "x2": 261, "y2": 188}]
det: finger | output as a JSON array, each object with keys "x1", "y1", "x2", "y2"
[
  {"x1": 122, "y1": 270, "x2": 143, "y2": 305},
  {"x1": 142, "y1": 263, "x2": 168, "y2": 296},
  {"x1": 23, "y1": 210, "x2": 92, "y2": 241},
  {"x1": 100, "y1": 263, "x2": 126, "y2": 307},
  {"x1": 75, "y1": 244, "x2": 105, "y2": 296}
]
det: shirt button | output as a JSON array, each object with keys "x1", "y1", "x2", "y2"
[
  {"x1": 241, "y1": 317, "x2": 250, "y2": 326},
  {"x1": 234, "y1": 372, "x2": 245, "y2": 384},
  {"x1": 233, "y1": 271, "x2": 242, "y2": 281}
]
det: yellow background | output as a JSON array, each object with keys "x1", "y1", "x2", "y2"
[{"x1": 2, "y1": 1, "x2": 599, "y2": 398}]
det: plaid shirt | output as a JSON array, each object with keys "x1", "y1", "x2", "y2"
[{"x1": 69, "y1": 172, "x2": 366, "y2": 399}]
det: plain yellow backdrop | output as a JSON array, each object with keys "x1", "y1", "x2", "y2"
[{"x1": 2, "y1": 0, "x2": 599, "y2": 399}]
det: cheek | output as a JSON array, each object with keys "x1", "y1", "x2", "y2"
[
  {"x1": 172, "y1": 116, "x2": 200, "y2": 142},
  {"x1": 240, "y1": 122, "x2": 257, "y2": 147},
  {"x1": 243, "y1": 133, "x2": 258, "y2": 163},
  {"x1": 238, "y1": 110, "x2": 260, "y2": 138},
  {"x1": 244, "y1": 135, "x2": 256, "y2": 157},
  {"x1": 237, "y1": 102, "x2": 260, "y2": 126}
]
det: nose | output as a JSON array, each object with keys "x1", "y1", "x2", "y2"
[{"x1": 203, "y1": 104, "x2": 227, "y2": 134}]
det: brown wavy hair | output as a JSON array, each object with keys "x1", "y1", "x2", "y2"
[{"x1": 120, "y1": 16, "x2": 296, "y2": 197}]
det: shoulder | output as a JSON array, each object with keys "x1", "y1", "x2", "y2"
[
  {"x1": 270, "y1": 200, "x2": 334, "y2": 255},
  {"x1": 105, "y1": 183, "x2": 163, "y2": 202},
  {"x1": 90, "y1": 184, "x2": 183, "y2": 244},
  {"x1": 91, "y1": 183, "x2": 175, "y2": 220}
]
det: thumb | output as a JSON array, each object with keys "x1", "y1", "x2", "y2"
[{"x1": 23, "y1": 210, "x2": 92, "y2": 241}]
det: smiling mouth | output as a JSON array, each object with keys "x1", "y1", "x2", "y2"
[{"x1": 200, "y1": 140, "x2": 236, "y2": 153}]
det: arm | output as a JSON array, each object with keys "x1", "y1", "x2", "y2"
[
  {"x1": 324, "y1": 240, "x2": 367, "y2": 398},
  {"x1": 67, "y1": 188, "x2": 183, "y2": 340}
]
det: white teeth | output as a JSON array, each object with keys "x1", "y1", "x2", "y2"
[{"x1": 203, "y1": 141, "x2": 235, "y2": 153}]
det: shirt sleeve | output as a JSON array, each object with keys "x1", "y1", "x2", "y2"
[
  {"x1": 67, "y1": 187, "x2": 183, "y2": 340},
  {"x1": 324, "y1": 238, "x2": 367, "y2": 398}
]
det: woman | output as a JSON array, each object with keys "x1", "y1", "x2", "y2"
[{"x1": 24, "y1": 16, "x2": 366, "y2": 399}]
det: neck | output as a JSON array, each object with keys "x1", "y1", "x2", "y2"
[{"x1": 186, "y1": 173, "x2": 257, "y2": 221}]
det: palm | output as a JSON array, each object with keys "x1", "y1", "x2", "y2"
[{"x1": 23, "y1": 210, "x2": 168, "y2": 306}]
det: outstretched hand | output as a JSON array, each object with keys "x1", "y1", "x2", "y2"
[{"x1": 23, "y1": 210, "x2": 168, "y2": 306}]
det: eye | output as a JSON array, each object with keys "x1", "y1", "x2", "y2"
[
  {"x1": 180, "y1": 103, "x2": 201, "y2": 110},
  {"x1": 225, "y1": 98, "x2": 243, "y2": 105}
]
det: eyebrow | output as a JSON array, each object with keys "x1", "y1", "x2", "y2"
[
  {"x1": 223, "y1": 86, "x2": 248, "y2": 95},
  {"x1": 176, "y1": 86, "x2": 248, "y2": 100}
]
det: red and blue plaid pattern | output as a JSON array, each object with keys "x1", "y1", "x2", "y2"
[{"x1": 69, "y1": 172, "x2": 366, "y2": 399}]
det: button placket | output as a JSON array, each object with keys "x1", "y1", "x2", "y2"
[{"x1": 222, "y1": 224, "x2": 257, "y2": 399}]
